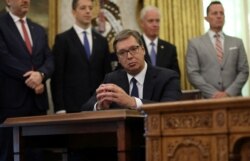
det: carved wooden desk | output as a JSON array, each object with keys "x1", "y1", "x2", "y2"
[
  {"x1": 142, "y1": 97, "x2": 250, "y2": 161},
  {"x1": 1, "y1": 109, "x2": 145, "y2": 161}
]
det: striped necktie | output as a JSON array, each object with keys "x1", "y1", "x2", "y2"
[{"x1": 215, "y1": 33, "x2": 223, "y2": 63}]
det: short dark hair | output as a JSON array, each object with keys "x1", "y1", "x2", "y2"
[
  {"x1": 206, "y1": 1, "x2": 222, "y2": 15},
  {"x1": 72, "y1": 0, "x2": 78, "y2": 10},
  {"x1": 72, "y1": 0, "x2": 93, "y2": 10},
  {"x1": 113, "y1": 29, "x2": 143, "y2": 52}
]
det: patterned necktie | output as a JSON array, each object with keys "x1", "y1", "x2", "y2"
[
  {"x1": 215, "y1": 33, "x2": 223, "y2": 63},
  {"x1": 150, "y1": 42, "x2": 156, "y2": 66},
  {"x1": 131, "y1": 77, "x2": 139, "y2": 97},
  {"x1": 83, "y1": 31, "x2": 90, "y2": 59},
  {"x1": 20, "y1": 19, "x2": 32, "y2": 54}
]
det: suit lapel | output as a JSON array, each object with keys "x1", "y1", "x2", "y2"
[
  {"x1": 6, "y1": 14, "x2": 29, "y2": 54},
  {"x1": 90, "y1": 30, "x2": 97, "y2": 61},
  {"x1": 202, "y1": 33, "x2": 219, "y2": 63},
  {"x1": 143, "y1": 65, "x2": 156, "y2": 100},
  {"x1": 221, "y1": 34, "x2": 229, "y2": 66},
  {"x1": 27, "y1": 19, "x2": 36, "y2": 54},
  {"x1": 157, "y1": 39, "x2": 165, "y2": 65},
  {"x1": 141, "y1": 36, "x2": 151, "y2": 64},
  {"x1": 117, "y1": 70, "x2": 130, "y2": 94},
  {"x1": 69, "y1": 28, "x2": 89, "y2": 62}
]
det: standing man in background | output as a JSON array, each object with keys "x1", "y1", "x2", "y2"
[
  {"x1": 186, "y1": 1, "x2": 249, "y2": 98},
  {"x1": 140, "y1": 6, "x2": 180, "y2": 74},
  {"x1": 0, "y1": 0, "x2": 54, "y2": 160},
  {"x1": 51, "y1": 0, "x2": 112, "y2": 114}
]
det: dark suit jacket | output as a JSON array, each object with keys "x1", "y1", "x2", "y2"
[
  {"x1": 51, "y1": 27, "x2": 112, "y2": 113},
  {"x1": 82, "y1": 64, "x2": 181, "y2": 111},
  {"x1": 142, "y1": 37, "x2": 180, "y2": 74},
  {"x1": 0, "y1": 13, "x2": 54, "y2": 116}
]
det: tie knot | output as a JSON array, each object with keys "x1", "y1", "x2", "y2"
[
  {"x1": 214, "y1": 33, "x2": 220, "y2": 38},
  {"x1": 131, "y1": 77, "x2": 137, "y2": 84},
  {"x1": 20, "y1": 19, "x2": 25, "y2": 24},
  {"x1": 150, "y1": 42, "x2": 155, "y2": 46}
]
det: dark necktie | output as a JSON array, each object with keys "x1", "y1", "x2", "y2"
[
  {"x1": 215, "y1": 33, "x2": 223, "y2": 64},
  {"x1": 131, "y1": 77, "x2": 139, "y2": 97},
  {"x1": 20, "y1": 19, "x2": 32, "y2": 54},
  {"x1": 83, "y1": 31, "x2": 90, "y2": 59},
  {"x1": 150, "y1": 42, "x2": 156, "y2": 66}
]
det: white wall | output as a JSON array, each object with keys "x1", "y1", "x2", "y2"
[{"x1": 58, "y1": 0, "x2": 140, "y2": 33}]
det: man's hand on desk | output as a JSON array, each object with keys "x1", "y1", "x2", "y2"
[{"x1": 95, "y1": 83, "x2": 137, "y2": 110}]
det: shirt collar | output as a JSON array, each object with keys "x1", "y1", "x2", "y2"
[
  {"x1": 142, "y1": 34, "x2": 158, "y2": 46},
  {"x1": 9, "y1": 11, "x2": 27, "y2": 23},
  {"x1": 208, "y1": 30, "x2": 224, "y2": 40},
  {"x1": 73, "y1": 24, "x2": 92, "y2": 35},
  {"x1": 127, "y1": 62, "x2": 147, "y2": 86}
]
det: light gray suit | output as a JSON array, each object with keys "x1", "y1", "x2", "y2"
[{"x1": 186, "y1": 32, "x2": 249, "y2": 98}]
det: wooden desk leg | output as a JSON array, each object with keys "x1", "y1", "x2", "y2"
[
  {"x1": 13, "y1": 127, "x2": 21, "y2": 161},
  {"x1": 62, "y1": 148, "x2": 68, "y2": 161},
  {"x1": 229, "y1": 153, "x2": 241, "y2": 161},
  {"x1": 117, "y1": 121, "x2": 131, "y2": 161}
]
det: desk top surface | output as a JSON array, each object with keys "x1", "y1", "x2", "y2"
[
  {"x1": 1, "y1": 109, "x2": 144, "y2": 127},
  {"x1": 142, "y1": 96, "x2": 250, "y2": 113}
]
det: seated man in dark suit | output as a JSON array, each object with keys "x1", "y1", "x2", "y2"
[{"x1": 82, "y1": 29, "x2": 181, "y2": 111}]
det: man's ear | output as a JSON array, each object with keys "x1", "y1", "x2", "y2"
[
  {"x1": 204, "y1": 16, "x2": 208, "y2": 22},
  {"x1": 141, "y1": 46, "x2": 145, "y2": 56}
]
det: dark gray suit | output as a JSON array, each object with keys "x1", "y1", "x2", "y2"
[
  {"x1": 51, "y1": 27, "x2": 112, "y2": 113},
  {"x1": 186, "y1": 32, "x2": 249, "y2": 98},
  {"x1": 82, "y1": 64, "x2": 181, "y2": 110}
]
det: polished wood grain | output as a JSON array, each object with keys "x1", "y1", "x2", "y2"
[{"x1": 1, "y1": 109, "x2": 145, "y2": 161}]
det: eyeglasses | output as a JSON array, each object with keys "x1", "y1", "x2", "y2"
[{"x1": 116, "y1": 45, "x2": 140, "y2": 58}]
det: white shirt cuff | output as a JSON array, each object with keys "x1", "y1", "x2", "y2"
[{"x1": 134, "y1": 97, "x2": 143, "y2": 109}]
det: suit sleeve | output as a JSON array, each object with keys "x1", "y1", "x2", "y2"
[
  {"x1": 103, "y1": 39, "x2": 112, "y2": 74},
  {"x1": 0, "y1": 30, "x2": 30, "y2": 80},
  {"x1": 36, "y1": 31, "x2": 54, "y2": 81},
  {"x1": 50, "y1": 35, "x2": 67, "y2": 112},
  {"x1": 170, "y1": 45, "x2": 180, "y2": 74},
  {"x1": 225, "y1": 39, "x2": 249, "y2": 96}
]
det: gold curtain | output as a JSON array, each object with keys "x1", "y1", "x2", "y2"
[{"x1": 143, "y1": 0, "x2": 204, "y2": 90}]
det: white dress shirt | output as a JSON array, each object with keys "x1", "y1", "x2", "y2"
[
  {"x1": 9, "y1": 12, "x2": 33, "y2": 46},
  {"x1": 73, "y1": 24, "x2": 93, "y2": 55}
]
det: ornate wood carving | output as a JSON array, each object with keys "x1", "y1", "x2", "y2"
[
  {"x1": 166, "y1": 137, "x2": 210, "y2": 161},
  {"x1": 151, "y1": 138, "x2": 161, "y2": 161},
  {"x1": 216, "y1": 112, "x2": 225, "y2": 127},
  {"x1": 163, "y1": 113, "x2": 212, "y2": 129},
  {"x1": 217, "y1": 136, "x2": 228, "y2": 161},
  {"x1": 230, "y1": 111, "x2": 250, "y2": 127},
  {"x1": 143, "y1": 97, "x2": 250, "y2": 161},
  {"x1": 145, "y1": 115, "x2": 160, "y2": 133}
]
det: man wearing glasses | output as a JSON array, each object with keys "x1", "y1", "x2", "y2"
[{"x1": 82, "y1": 29, "x2": 181, "y2": 111}]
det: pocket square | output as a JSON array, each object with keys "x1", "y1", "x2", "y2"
[{"x1": 229, "y1": 47, "x2": 238, "y2": 50}]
